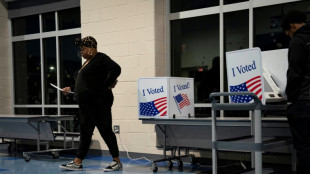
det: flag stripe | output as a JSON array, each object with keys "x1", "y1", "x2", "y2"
[
  {"x1": 158, "y1": 106, "x2": 167, "y2": 113},
  {"x1": 154, "y1": 97, "x2": 166, "y2": 102},
  {"x1": 155, "y1": 99, "x2": 166, "y2": 103},
  {"x1": 161, "y1": 110, "x2": 167, "y2": 116},
  {"x1": 255, "y1": 88, "x2": 262, "y2": 96},
  {"x1": 154, "y1": 99, "x2": 166, "y2": 105},
  {"x1": 156, "y1": 102, "x2": 166, "y2": 109},
  {"x1": 248, "y1": 83, "x2": 261, "y2": 92},
  {"x1": 246, "y1": 79, "x2": 261, "y2": 88},
  {"x1": 246, "y1": 76, "x2": 260, "y2": 83}
]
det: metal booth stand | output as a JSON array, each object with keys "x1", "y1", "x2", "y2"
[
  {"x1": 150, "y1": 124, "x2": 196, "y2": 172},
  {"x1": 210, "y1": 92, "x2": 295, "y2": 174}
]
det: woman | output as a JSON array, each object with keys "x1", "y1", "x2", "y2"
[{"x1": 59, "y1": 36, "x2": 122, "y2": 172}]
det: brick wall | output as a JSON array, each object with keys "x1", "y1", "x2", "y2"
[
  {"x1": 81, "y1": 0, "x2": 166, "y2": 155},
  {"x1": 0, "y1": 2, "x2": 12, "y2": 114}
]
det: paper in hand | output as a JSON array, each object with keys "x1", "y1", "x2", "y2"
[{"x1": 50, "y1": 83, "x2": 74, "y2": 94}]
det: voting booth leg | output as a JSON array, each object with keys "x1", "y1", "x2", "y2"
[
  {"x1": 254, "y1": 109, "x2": 262, "y2": 174},
  {"x1": 150, "y1": 125, "x2": 195, "y2": 172},
  {"x1": 37, "y1": 122, "x2": 40, "y2": 151},
  {"x1": 212, "y1": 109, "x2": 217, "y2": 174},
  {"x1": 163, "y1": 125, "x2": 167, "y2": 159},
  {"x1": 56, "y1": 121, "x2": 67, "y2": 149},
  {"x1": 250, "y1": 111, "x2": 255, "y2": 169},
  {"x1": 292, "y1": 147, "x2": 297, "y2": 172}
]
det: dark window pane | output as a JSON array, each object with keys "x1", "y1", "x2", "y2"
[
  {"x1": 12, "y1": 15, "x2": 39, "y2": 36},
  {"x1": 171, "y1": 15, "x2": 219, "y2": 103},
  {"x1": 14, "y1": 40, "x2": 41, "y2": 104},
  {"x1": 195, "y1": 107, "x2": 211, "y2": 117},
  {"x1": 45, "y1": 108, "x2": 58, "y2": 115},
  {"x1": 254, "y1": 1, "x2": 310, "y2": 51},
  {"x1": 59, "y1": 34, "x2": 81, "y2": 104},
  {"x1": 43, "y1": 37, "x2": 57, "y2": 104},
  {"x1": 224, "y1": 0, "x2": 248, "y2": 5},
  {"x1": 58, "y1": 7, "x2": 81, "y2": 30},
  {"x1": 224, "y1": 10, "x2": 249, "y2": 93},
  {"x1": 224, "y1": 10, "x2": 249, "y2": 52},
  {"x1": 15, "y1": 108, "x2": 42, "y2": 115},
  {"x1": 171, "y1": 0, "x2": 219, "y2": 13},
  {"x1": 42, "y1": 12, "x2": 56, "y2": 32},
  {"x1": 61, "y1": 108, "x2": 79, "y2": 132}
]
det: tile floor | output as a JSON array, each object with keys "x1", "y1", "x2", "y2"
[
  {"x1": 0, "y1": 144, "x2": 295, "y2": 174},
  {"x1": 0, "y1": 144, "x2": 212, "y2": 174}
]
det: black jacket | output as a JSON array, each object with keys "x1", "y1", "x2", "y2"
[
  {"x1": 75, "y1": 52, "x2": 121, "y2": 107},
  {"x1": 286, "y1": 24, "x2": 310, "y2": 102}
]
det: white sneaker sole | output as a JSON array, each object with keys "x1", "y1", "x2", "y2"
[
  {"x1": 103, "y1": 167, "x2": 122, "y2": 172},
  {"x1": 59, "y1": 165, "x2": 83, "y2": 171}
]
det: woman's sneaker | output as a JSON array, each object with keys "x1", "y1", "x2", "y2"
[
  {"x1": 59, "y1": 161, "x2": 83, "y2": 171},
  {"x1": 104, "y1": 160, "x2": 122, "y2": 172}
]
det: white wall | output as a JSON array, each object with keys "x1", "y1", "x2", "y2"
[
  {"x1": 80, "y1": 0, "x2": 166, "y2": 155},
  {"x1": 0, "y1": 2, "x2": 13, "y2": 114}
]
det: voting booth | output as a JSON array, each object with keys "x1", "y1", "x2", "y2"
[
  {"x1": 261, "y1": 49, "x2": 288, "y2": 103},
  {"x1": 226, "y1": 47, "x2": 266, "y2": 104},
  {"x1": 138, "y1": 77, "x2": 194, "y2": 118}
]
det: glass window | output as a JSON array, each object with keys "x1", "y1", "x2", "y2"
[
  {"x1": 254, "y1": 1, "x2": 310, "y2": 51},
  {"x1": 43, "y1": 37, "x2": 57, "y2": 104},
  {"x1": 254, "y1": 6, "x2": 288, "y2": 51},
  {"x1": 13, "y1": 40, "x2": 41, "y2": 104},
  {"x1": 15, "y1": 108, "x2": 42, "y2": 115},
  {"x1": 224, "y1": 10, "x2": 249, "y2": 52},
  {"x1": 61, "y1": 108, "x2": 79, "y2": 132},
  {"x1": 42, "y1": 12, "x2": 56, "y2": 32},
  {"x1": 45, "y1": 108, "x2": 58, "y2": 115},
  {"x1": 195, "y1": 107, "x2": 212, "y2": 117},
  {"x1": 59, "y1": 34, "x2": 81, "y2": 104},
  {"x1": 224, "y1": 0, "x2": 248, "y2": 5},
  {"x1": 171, "y1": 0, "x2": 219, "y2": 13},
  {"x1": 58, "y1": 7, "x2": 81, "y2": 30},
  {"x1": 171, "y1": 14, "x2": 219, "y2": 104},
  {"x1": 224, "y1": 10, "x2": 249, "y2": 94},
  {"x1": 12, "y1": 7, "x2": 81, "y2": 133},
  {"x1": 12, "y1": 15, "x2": 40, "y2": 36}
]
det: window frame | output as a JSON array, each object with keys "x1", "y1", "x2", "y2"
[
  {"x1": 10, "y1": 9, "x2": 80, "y2": 115},
  {"x1": 167, "y1": 0, "x2": 302, "y2": 115}
]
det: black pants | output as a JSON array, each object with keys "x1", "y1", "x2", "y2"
[
  {"x1": 76, "y1": 102, "x2": 119, "y2": 160},
  {"x1": 287, "y1": 101, "x2": 310, "y2": 174}
]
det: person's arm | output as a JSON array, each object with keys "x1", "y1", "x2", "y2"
[
  {"x1": 104, "y1": 58, "x2": 121, "y2": 89},
  {"x1": 62, "y1": 69, "x2": 79, "y2": 95}
]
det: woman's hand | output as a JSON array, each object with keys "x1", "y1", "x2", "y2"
[
  {"x1": 108, "y1": 80, "x2": 118, "y2": 89},
  {"x1": 62, "y1": 87, "x2": 72, "y2": 95}
]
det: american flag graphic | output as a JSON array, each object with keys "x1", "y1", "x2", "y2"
[
  {"x1": 229, "y1": 75, "x2": 262, "y2": 103},
  {"x1": 139, "y1": 97, "x2": 167, "y2": 116},
  {"x1": 174, "y1": 93, "x2": 191, "y2": 110}
]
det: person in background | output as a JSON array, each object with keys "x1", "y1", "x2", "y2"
[
  {"x1": 199, "y1": 56, "x2": 220, "y2": 102},
  {"x1": 59, "y1": 36, "x2": 122, "y2": 172},
  {"x1": 282, "y1": 10, "x2": 310, "y2": 174}
]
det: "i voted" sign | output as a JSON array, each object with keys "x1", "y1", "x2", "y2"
[
  {"x1": 138, "y1": 77, "x2": 194, "y2": 118},
  {"x1": 226, "y1": 48, "x2": 265, "y2": 104}
]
